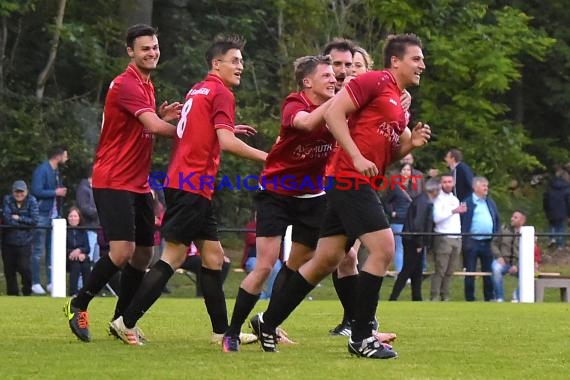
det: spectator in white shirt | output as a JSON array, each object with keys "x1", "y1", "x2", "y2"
[{"x1": 430, "y1": 173, "x2": 466, "y2": 301}]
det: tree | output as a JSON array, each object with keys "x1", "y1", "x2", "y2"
[
  {"x1": 36, "y1": 0, "x2": 66, "y2": 100},
  {"x1": 512, "y1": 0, "x2": 570, "y2": 167},
  {"x1": 0, "y1": 0, "x2": 35, "y2": 92},
  {"x1": 0, "y1": 0, "x2": 563, "y2": 226}
]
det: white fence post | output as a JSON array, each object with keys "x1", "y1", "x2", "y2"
[
  {"x1": 518, "y1": 226, "x2": 535, "y2": 303},
  {"x1": 50, "y1": 218, "x2": 67, "y2": 298}
]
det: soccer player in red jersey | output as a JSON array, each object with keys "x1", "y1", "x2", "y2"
[
  {"x1": 65, "y1": 24, "x2": 182, "y2": 343},
  {"x1": 109, "y1": 35, "x2": 267, "y2": 347},
  {"x1": 222, "y1": 55, "x2": 337, "y2": 351},
  {"x1": 251, "y1": 34, "x2": 431, "y2": 359},
  {"x1": 328, "y1": 44, "x2": 402, "y2": 343}
]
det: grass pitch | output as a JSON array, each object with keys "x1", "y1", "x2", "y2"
[{"x1": 0, "y1": 297, "x2": 568, "y2": 379}]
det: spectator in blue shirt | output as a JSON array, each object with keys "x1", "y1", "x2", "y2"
[
  {"x1": 2, "y1": 180, "x2": 39, "y2": 296},
  {"x1": 30, "y1": 146, "x2": 68, "y2": 294},
  {"x1": 460, "y1": 176, "x2": 500, "y2": 301}
]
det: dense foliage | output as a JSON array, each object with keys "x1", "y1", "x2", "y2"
[{"x1": 0, "y1": 0, "x2": 566, "y2": 227}]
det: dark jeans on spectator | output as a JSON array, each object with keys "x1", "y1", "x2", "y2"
[
  {"x1": 389, "y1": 241, "x2": 425, "y2": 301},
  {"x1": 463, "y1": 238, "x2": 494, "y2": 301},
  {"x1": 549, "y1": 220, "x2": 567, "y2": 248},
  {"x1": 2, "y1": 242, "x2": 33, "y2": 296}
]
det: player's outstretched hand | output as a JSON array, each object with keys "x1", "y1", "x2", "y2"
[
  {"x1": 235, "y1": 124, "x2": 258, "y2": 136},
  {"x1": 159, "y1": 100, "x2": 183, "y2": 122}
]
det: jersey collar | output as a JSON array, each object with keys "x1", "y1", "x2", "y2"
[
  {"x1": 205, "y1": 73, "x2": 226, "y2": 87},
  {"x1": 383, "y1": 69, "x2": 398, "y2": 87},
  {"x1": 127, "y1": 63, "x2": 152, "y2": 85},
  {"x1": 299, "y1": 91, "x2": 316, "y2": 108}
]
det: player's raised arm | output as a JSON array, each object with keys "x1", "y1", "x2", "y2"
[{"x1": 217, "y1": 128, "x2": 267, "y2": 162}]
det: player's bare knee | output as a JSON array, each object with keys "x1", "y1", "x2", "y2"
[
  {"x1": 109, "y1": 253, "x2": 130, "y2": 269},
  {"x1": 318, "y1": 251, "x2": 345, "y2": 274},
  {"x1": 201, "y1": 251, "x2": 224, "y2": 270},
  {"x1": 159, "y1": 242, "x2": 191, "y2": 269},
  {"x1": 131, "y1": 246, "x2": 153, "y2": 269},
  {"x1": 252, "y1": 266, "x2": 272, "y2": 281}
]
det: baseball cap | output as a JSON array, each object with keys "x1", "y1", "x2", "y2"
[{"x1": 12, "y1": 180, "x2": 28, "y2": 192}]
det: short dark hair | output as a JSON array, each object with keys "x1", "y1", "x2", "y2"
[
  {"x1": 126, "y1": 24, "x2": 157, "y2": 49},
  {"x1": 382, "y1": 33, "x2": 422, "y2": 68},
  {"x1": 448, "y1": 148, "x2": 463, "y2": 162},
  {"x1": 293, "y1": 55, "x2": 332, "y2": 89},
  {"x1": 323, "y1": 38, "x2": 356, "y2": 56},
  {"x1": 513, "y1": 209, "x2": 527, "y2": 218},
  {"x1": 440, "y1": 172, "x2": 454, "y2": 179},
  {"x1": 47, "y1": 146, "x2": 67, "y2": 159},
  {"x1": 205, "y1": 35, "x2": 246, "y2": 69}
]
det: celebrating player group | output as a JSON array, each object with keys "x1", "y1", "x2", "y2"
[{"x1": 65, "y1": 23, "x2": 430, "y2": 360}]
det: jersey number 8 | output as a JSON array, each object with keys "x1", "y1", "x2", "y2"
[{"x1": 176, "y1": 98, "x2": 193, "y2": 138}]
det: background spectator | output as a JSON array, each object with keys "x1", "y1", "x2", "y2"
[
  {"x1": 384, "y1": 163, "x2": 416, "y2": 273},
  {"x1": 30, "y1": 146, "x2": 68, "y2": 294},
  {"x1": 460, "y1": 177, "x2": 500, "y2": 301},
  {"x1": 400, "y1": 153, "x2": 424, "y2": 194},
  {"x1": 76, "y1": 168, "x2": 99, "y2": 264},
  {"x1": 491, "y1": 209, "x2": 528, "y2": 302},
  {"x1": 389, "y1": 178, "x2": 440, "y2": 301},
  {"x1": 66, "y1": 206, "x2": 90, "y2": 296},
  {"x1": 444, "y1": 148, "x2": 474, "y2": 202},
  {"x1": 430, "y1": 173, "x2": 466, "y2": 301},
  {"x1": 542, "y1": 167, "x2": 570, "y2": 249},
  {"x1": 2, "y1": 180, "x2": 39, "y2": 296}
]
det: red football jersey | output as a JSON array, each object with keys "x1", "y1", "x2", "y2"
[
  {"x1": 92, "y1": 64, "x2": 156, "y2": 193},
  {"x1": 330, "y1": 70, "x2": 407, "y2": 179},
  {"x1": 261, "y1": 92, "x2": 335, "y2": 196},
  {"x1": 166, "y1": 74, "x2": 235, "y2": 200},
  {"x1": 324, "y1": 142, "x2": 339, "y2": 177}
]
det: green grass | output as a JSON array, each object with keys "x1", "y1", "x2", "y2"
[
  {"x1": 1, "y1": 256, "x2": 569, "y2": 379},
  {"x1": 0, "y1": 297, "x2": 568, "y2": 379}
]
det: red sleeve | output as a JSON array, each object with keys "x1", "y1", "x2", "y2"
[
  {"x1": 345, "y1": 71, "x2": 382, "y2": 110},
  {"x1": 117, "y1": 79, "x2": 156, "y2": 117},
  {"x1": 212, "y1": 87, "x2": 235, "y2": 132},
  {"x1": 281, "y1": 95, "x2": 306, "y2": 129},
  {"x1": 534, "y1": 243, "x2": 542, "y2": 264}
]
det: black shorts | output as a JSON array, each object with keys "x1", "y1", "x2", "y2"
[
  {"x1": 254, "y1": 190, "x2": 326, "y2": 249},
  {"x1": 320, "y1": 178, "x2": 390, "y2": 240},
  {"x1": 160, "y1": 189, "x2": 219, "y2": 245},
  {"x1": 93, "y1": 188, "x2": 154, "y2": 246}
]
